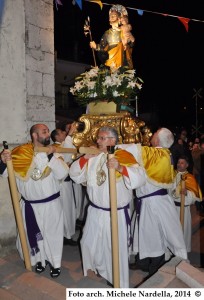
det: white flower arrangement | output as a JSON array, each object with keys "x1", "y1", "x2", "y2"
[{"x1": 70, "y1": 66, "x2": 143, "y2": 107}]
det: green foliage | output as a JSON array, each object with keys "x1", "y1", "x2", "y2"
[{"x1": 70, "y1": 66, "x2": 143, "y2": 107}]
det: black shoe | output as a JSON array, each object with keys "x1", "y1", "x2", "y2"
[
  {"x1": 129, "y1": 262, "x2": 139, "y2": 270},
  {"x1": 63, "y1": 237, "x2": 78, "y2": 246},
  {"x1": 129, "y1": 261, "x2": 149, "y2": 272},
  {"x1": 149, "y1": 254, "x2": 165, "y2": 275},
  {"x1": 35, "y1": 262, "x2": 46, "y2": 273},
  {"x1": 50, "y1": 267, "x2": 61, "y2": 278},
  {"x1": 129, "y1": 255, "x2": 150, "y2": 272}
]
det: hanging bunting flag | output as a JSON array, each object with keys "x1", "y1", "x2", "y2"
[
  {"x1": 55, "y1": 0, "x2": 63, "y2": 10},
  {"x1": 75, "y1": 0, "x2": 82, "y2": 10},
  {"x1": 163, "y1": 14, "x2": 190, "y2": 32},
  {"x1": 87, "y1": 0, "x2": 103, "y2": 10},
  {"x1": 83, "y1": 1, "x2": 204, "y2": 32},
  {"x1": 137, "y1": 9, "x2": 144, "y2": 16},
  {"x1": 177, "y1": 17, "x2": 190, "y2": 32}
]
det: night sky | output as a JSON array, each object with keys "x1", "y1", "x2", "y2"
[{"x1": 54, "y1": 1, "x2": 204, "y2": 134}]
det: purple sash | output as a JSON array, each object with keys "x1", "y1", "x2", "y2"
[
  {"x1": 89, "y1": 202, "x2": 133, "y2": 246},
  {"x1": 22, "y1": 191, "x2": 60, "y2": 256},
  {"x1": 135, "y1": 188, "x2": 168, "y2": 221}
]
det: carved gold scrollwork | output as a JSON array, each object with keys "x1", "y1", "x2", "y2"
[{"x1": 72, "y1": 112, "x2": 152, "y2": 148}]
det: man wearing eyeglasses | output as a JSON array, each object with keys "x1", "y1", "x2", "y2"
[{"x1": 69, "y1": 126, "x2": 145, "y2": 288}]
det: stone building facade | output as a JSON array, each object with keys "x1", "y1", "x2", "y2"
[{"x1": 0, "y1": 0, "x2": 55, "y2": 254}]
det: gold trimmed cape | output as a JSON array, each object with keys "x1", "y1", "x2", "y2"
[
  {"x1": 11, "y1": 143, "x2": 35, "y2": 181},
  {"x1": 179, "y1": 172, "x2": 202, "y2": 200},
  {"x1": 114, "y1": 148, "x2": 138, "y2": 179},
  {"x1": 141, "y1": 146, "x2": 176, "y2": 187}
]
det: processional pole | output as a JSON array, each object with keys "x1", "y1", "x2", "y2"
[
  {"x1": 84, "y1": 16, "x2": 97, "y2": 67},
  {"x1": 3, "y1": 141, "x2": 32, "y2": 271},
  {"x1": 180, "y1": 174, "x2": 186, "y2": 231},
  {"x1": 34, "y1": 145, "x2": 120, "y2": 286},
  {"x1": 107, "y1": 146, "x2": 120, "y2": 288}
]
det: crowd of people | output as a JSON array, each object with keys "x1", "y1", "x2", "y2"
[{"x1": 1, "y1": 122, "x2": 203, "y2": 287}]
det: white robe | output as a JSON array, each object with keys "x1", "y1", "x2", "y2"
[
  {"x1": 169, "y1": 172, "x2": 199, "y2": 252},
  {"x1": 118, "y1": 144, "x2": 187, "y2": 261},
  {"x1": 69, "y1": 152, "x2": 145, "y2": 288},
  {"x1": 60, "y1": 179, "x2": 76, "y2": 239},
  {"x1": 72, "y1": 181, "x2": 83, "y2": 220},
  {"x1": 8, "y1": 152, "x2": 69, "y2": 269},
  {"x1": 60, "y1": 136, "x2": 79, "y2": 238},
  {"x1": 132, "y1": 181, "x2": 187, "y2": 260}
]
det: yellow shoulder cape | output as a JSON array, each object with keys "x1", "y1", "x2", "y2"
[
  {"x1": 142, "y1": 146, "x2": 176, "y2": 187},
  {"x1": 11, "y1": 143, "x2": 35, "y2": 180},
  {"x1": 114, "y1": 148, "x2": 138, "y2": 179},
  {"x1": 181, "y1": 172, "x2": 202, "y2": 200}
]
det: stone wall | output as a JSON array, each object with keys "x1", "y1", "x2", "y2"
[
  {"x1": 0, "y1": 0, "x2": 55, "y2": 254},
  {"x1": 25, "y1": 0, "x2": 55, "y2": 134}
]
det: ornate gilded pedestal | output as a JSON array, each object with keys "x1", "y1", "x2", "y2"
[{"x1": 72, "y1": 112, "x2": 152, "y2": 147}]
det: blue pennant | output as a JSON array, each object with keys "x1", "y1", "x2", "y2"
[
  {"x1": 75, "y1": 0, "x2": 82, "y2": 10},
  {"x1": 137, "y1": 9, "x2": 144, "y2": 16}
]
